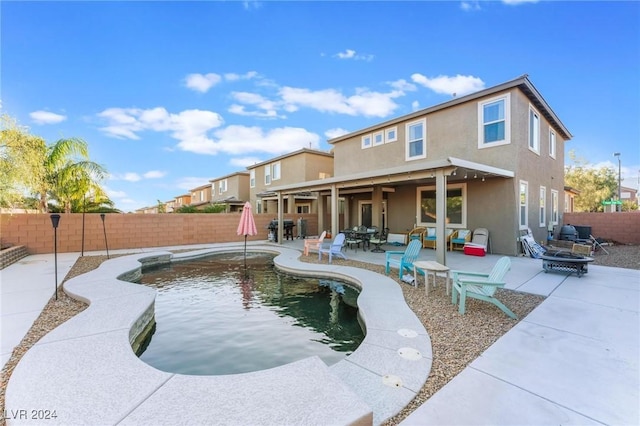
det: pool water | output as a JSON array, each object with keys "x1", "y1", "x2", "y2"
[{"x1": 136, "y1": 252, "x2": 364, "y2": 375}]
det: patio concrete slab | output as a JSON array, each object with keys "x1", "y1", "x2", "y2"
[
  {"x1": 401, "y1": 367, "x2": 601, "y2": 425},
  {"x1": 469, "y1": 320, "x2": 638, "y2": 425}
]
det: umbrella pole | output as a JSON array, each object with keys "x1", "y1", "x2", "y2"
[{"x1": 244, "y1": 235, "x2": 247, "y2": 271}]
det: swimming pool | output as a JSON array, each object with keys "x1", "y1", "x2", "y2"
[{"x1": 136, "y1": 252, "x2": 364, "y2": 375}]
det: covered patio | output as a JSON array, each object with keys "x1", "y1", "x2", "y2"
[{"x1": 268, "y1": 156, "x2": 514, "y2": 265}]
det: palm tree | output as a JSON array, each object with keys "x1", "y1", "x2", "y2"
[{"x1": 35, "y1": 138, "x2": 108, "y2": 213}]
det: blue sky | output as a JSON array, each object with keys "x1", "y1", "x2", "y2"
[{"x1": 3, "y1": 0, "x2": 639, "y2": 212}]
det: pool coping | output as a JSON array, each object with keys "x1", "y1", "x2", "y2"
[{"x1": 5, "y1": 243, "x2": 432, "y2": 425}]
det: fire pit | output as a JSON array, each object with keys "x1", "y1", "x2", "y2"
[{"x1": 540, "y1": 250, "x2": 594, "y2": 278}]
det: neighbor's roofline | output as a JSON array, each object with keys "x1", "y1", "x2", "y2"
[
  {"x1": 328, "y1": 74, "x2": 572, "y2": 143},
  {"x1": 245, "y1": 148, "x2": 333, "y2": 170}
]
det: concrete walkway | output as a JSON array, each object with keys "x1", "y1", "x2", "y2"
[{"x1": 1, "y1": 241, "x2": 639, "y2": 425}]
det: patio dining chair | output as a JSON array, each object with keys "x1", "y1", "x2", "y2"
[
  {"x1": 385, "y1": 239, "x2": 423, "y2": 278},
  {"x1": 451, "y1": 256, "x2": 516, "y2": 319},
  {"x1": 318, "y1": 233, "x2": 347, "y2": 263},
  {"x1": 345, "y1": 226, "x2": 363, "y2": 251},
  {"x1": 369, "y1": 227, "x2": 389, "y2": 253},
  {"x1": 303, "y1": 230, "x2": 326, "y2": 256}
]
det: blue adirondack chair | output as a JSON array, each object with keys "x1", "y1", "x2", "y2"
[
  {"x1": 318, "y1": 233, "x2": 347, "y2": 263},
  {"x1": 451, "y1": 256, "x2": 516, "y2": 319},
  {"x1": 385, "y1": 239, "x2": 422, "y2": 278}
]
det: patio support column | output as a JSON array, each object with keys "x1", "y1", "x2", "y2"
[
  {"x1": 435, "y1": 169, "x2": 447, "y2": 265},
  {"x1": 317, "y1": 193, "x2": 326, "y2": 236},
  {"x1": 331, "y1": 184, "x2": 338, "y2": 238},
  {"x1": 277, "y1": 191, "x2": 284, "y2": 245},
  {"x1": 372, "y1": 186, "x2": 383, "y2": 228},
  {"x1": 287, "y1": 194, "x2": 295, "y2": 214}
]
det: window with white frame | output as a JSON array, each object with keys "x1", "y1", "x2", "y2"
[
  {"x1": 478, "y1": 93, "x2": 510, "y2": 148},
  {"x1": 272, "y1": 162, "x2": 281, "y2": 181},
  {"x1": 373, "y1": 131, "x2": 384, "y2": 146},
  {"x1": 551, "y1": 189, "x2": 559, "y2": 224},
  {"x1": 549, "y1": 129, "x2": 556, "y2": 158},
  {"x1": 256, "y1": 200, "x2": 262, "y2": 214},
  {"x1": 519, "y1": 181, "x2": 528, "y2": 229},
  {"x1": 250, "y1": 170, "x2": 255, "y2": 188},
  {"x1": 361, "y1": 134, "x2": 372, "y2": 149},
  {"x1": 264, "y1": 165, "x2": 271, "y2": 185},
  {"x1": 385, "y1": 127, "x2": 397, "y2": 143},
  {"x1": 406, "y1": 119, "x2": 426, "y2": 160},
  {"x1": 539, "y1": 186, "x2": 546, "y2": 227},
  {"x1": 529, "y1": 106, "x2": 540, "y2": 153},
  {"x1": 219, "y1": 179, "x2": 227, "y2": 194},
  {"x1": 417, "y1": 183, "x2": 466, "y2": 227}
]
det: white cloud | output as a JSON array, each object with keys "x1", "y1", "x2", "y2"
[
  {"x1": 279, "y1": 86, "x2": 401, "y2": 117},
  {"x1": 411, "y1": 74, "x2": 485, "y2": 96},
  {"x1": 502, "y1": 0, "x2": 538, "y2": 4},
  {"x1": 461, "y1": 1, "x2": 481, "y2": 11},
  {"x1": 228, "y1": 91, "x2": 281, "y2": 118},
  {"x1": 230, "y1": 156, "x2": 263, "y2": 168},
  {"x1": 325, "y1": 128, "x2": 350, "y2": 139},
  {"x1": 30, "y1": 110, "x2": 67, "y2": 125},
  {"x1": 335, "y1": 49, "x2": 374, "y2": 62},
  {"x1": 211, "y1": 125, "x2": 320, "y2": 155},
  {"x1": 184, "y1": 73, "x2": 222, "y2": 93},
  {"x1": 389, "y1": 79, "x2": 418, "y2": 92},
  {"x1": 412, "y1": 100, "x2": 421, "y2": 111},
  {"x1": 123, "y1": 173, "x2": 141, "y2": 182},
  {"x1": 144, "y1": 170, "x2": 166, "y2": 179},
  {"x1": 105, "y1": 187, "x2": 127, "y2": 198},
  {"x1": 176, "y1": 177, "x2": 212, "y2": 191},
  {"x1": 224, "y1": 71, "x2": 258, "y2": 81}
]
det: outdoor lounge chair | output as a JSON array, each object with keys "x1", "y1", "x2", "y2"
[
  {"x1": 303, "y1": 230, "x2": 326, "y2": 256},
  {"x1": 385, "y1": 239, "x2": 423, "y2": 278},
  {"x1": 451, "y1": 256, "x2": 516, "y2": 319},
  {"x1": 318, "y1": 233, "x2": 347, "y2": 263},
  {"x1": 449, "y1": 229, "x2": 471, "y2": 251},
  {"x1": 463, "y1": 228, "x2": 489, "y2": 254},
  {"x1": 423, "y1": 228, "x2": 453, "y2": 249}
]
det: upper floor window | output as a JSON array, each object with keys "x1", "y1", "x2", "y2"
[
  {"x1": 406, "y1": 119, "x2": 426, "y2": 160},
  {"x1": 385, "y1": 127, "x2": 397, "y2": 143},
  {"x1": 219, "y1": 179, "x2": 227, "y2": 194},
  {"x1": 373, "y1": 131, "x2": 384, "y2": 146},
  {"x1": 549, "y1": 129, "x2": 556, "y2": 158},
  {"x1": 361, "y1": 134, "x2": 372, "y2": 149},
  {"x1": 272, "y1": 162, "x2": 281, "y2": 181},
  {"x1": 264, "y1": 165, "x2": 271, "y2": 185},
  {"x1": 478, "y1": 93, "x2": 510, "y2": 148},
  {"x1": 519, "y1": 180, "x2": 528, "y2": 229},
  {"x1": 250, "y1": 170, "x2": 255, "y2": 188},
  {"x1": 529, "y1": 106, "x2": 540, "y2": 154}
]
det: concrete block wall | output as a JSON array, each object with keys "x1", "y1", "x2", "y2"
[
  {"x1": 0, "y1": 245, "x2": 29, "y2": 269},
  {"x1": 0, "y1": 213, "x2": 319, "y2": 254},
  {"x1": 563, "y1": 211, "x2": 640, "y2": 244}
]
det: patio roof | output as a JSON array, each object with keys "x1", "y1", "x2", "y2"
[{"x1": 269, "y1": 157, "x2": 514, "y2": 195}]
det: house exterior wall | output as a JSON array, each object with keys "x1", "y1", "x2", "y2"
[
  {"x1": 248, "y1": 150, "x2": 333, "y2": 214},
  {"x1": 211, "y1": 173, "x2": 250, "y2": 203},
  {"x1": 330, "y1": 84, "x2": 568, "y2": 255},
  {"x1": 190, "y1": 184, "x2": 212, "y2": 205}
]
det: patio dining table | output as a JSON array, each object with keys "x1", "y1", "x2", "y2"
[{"x1": 342, "y1": 228, "x2": 377, "y2": 251}]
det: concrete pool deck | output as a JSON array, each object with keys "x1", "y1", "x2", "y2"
[{"x1": 2, "y1": 241, "x2": 639, "y2": 425}]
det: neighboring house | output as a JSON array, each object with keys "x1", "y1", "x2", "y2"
[
  {"x1": 210, "y1": 172, "x2": 250, "y2": 212},
  {"x1": 164, "y1": 199, "x2": 176, "y2": 213},
  {"x1": 172, "y1": 194, "x2": 191, "y2": 212},
  {"x1": 189, "y1": 183, "x2": 213, "y2": 210},
  {"x1": 135, "y1": 206, "x2": 159, "y2": 214},
  {"x1": 620, "y1": 185, "x2": 638, "y2": 204},
  {"x1": 268, "y1": 75, "x2": 572, "y2": 261},
  {"x1": 564, "y1": 186, "x2": 580, "y2": 213},
  {"x1": 247, "y1": 148, "x2": 334, "y2": 215}
]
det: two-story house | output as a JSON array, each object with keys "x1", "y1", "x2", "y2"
[
  {"x1": 209, "y1": 172, "x2": 250, "y2": 212},
  {"x1": 267, "y1": 75, "x2": 572, "y2": 262},
  {"x1": 189, "y1": 183, "x2": 213, "y2": 210},
  {"x1": 247, "y1": 148, "x2": 334, "y2": 215}
]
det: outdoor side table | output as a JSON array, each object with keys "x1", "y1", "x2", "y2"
[{"x1": 413, "y1": 260, "x2": 451, "y2": 296}]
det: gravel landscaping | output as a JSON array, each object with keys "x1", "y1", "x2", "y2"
[{"x1": 1, "y1": 244, "x2": 638, "y2": 425}]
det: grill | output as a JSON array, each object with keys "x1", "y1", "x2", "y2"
[
  {"x1": 559, "y1": 225, "x2": 578, "y2": 241},
  {"x1": 267, "y1": 220, "x2": 295, "y2": 242}
]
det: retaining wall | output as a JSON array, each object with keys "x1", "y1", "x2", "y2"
[
  {"x1": 0, "y1": 213, "x2": 319, "y2": 254},
  {"x1": 563, "y1": 211, "x2": 640, "y2": 244}
]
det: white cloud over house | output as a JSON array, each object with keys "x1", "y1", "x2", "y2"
[{"x1": 411, "y1": 74, "x2": 485, "y2": 97}]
